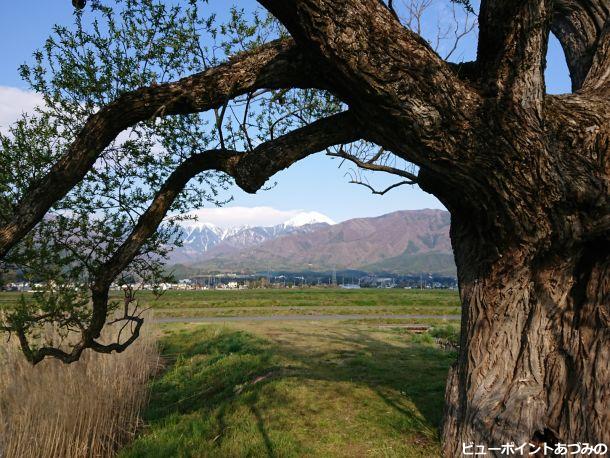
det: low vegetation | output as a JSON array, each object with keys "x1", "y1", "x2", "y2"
[
  {"x1": 0, "y1": 288, "x2": 460, "y2": 311},
  {"x1": 121, "y1": 320, "x2": 458, "y2": 457},
  {"x1": 0, "y1": 321, "x2": 160, "y2": 458},
  {"x1": 136, "y1": 288, "x2": 461, "y2": 310},
  {"x1": 144, "y1": 289, "x2": 462, "y2": 321},
  {"x1": 0, "y1": 289, "x2": 460, "y2": 457}
]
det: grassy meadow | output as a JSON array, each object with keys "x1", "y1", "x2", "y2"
[
  {"x1": 136, "y1": 288, "x2": 461, "y2": 309},
  {"x1": 0, "y1": 288, "x2": 461, "y2": 457},
  {"x1": 0, "y1": 288, "x2": 462, "y2": 320},
  {"x1": 0, "y1": 288, "x2": 460, "y2": 314},
  {"x1": 120, "y1": 320, "x2": 458, "y2": 458}
]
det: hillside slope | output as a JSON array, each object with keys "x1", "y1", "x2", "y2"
[{"x1": 189, "y1": 209, "x2": 455, "y2": 275}]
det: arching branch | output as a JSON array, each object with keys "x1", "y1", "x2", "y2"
[
  {"x1": 349, "y1": 179, "x2": 414, "y2": 195},
  {"x1": 0, "y1": 38, "x2": 326, "y2": 259},
  {"x1": 327, "y1": 147, "x2": 419, "y2": 183},
  {"x1": 10, "y1": 110, "x2": 361, "y2": 364},
  {"x1": 96, "y1": 110, "x2": 359, "y2": 288},
  {"x1": 329, "y1": 145, "x2": 417, "y2": 195},
  {"x1": 257, "y1": 0, "x2": 480, "y2": 169},
  {"x1": 552, "y1": 0, "x2": 610, "y2": 91}
]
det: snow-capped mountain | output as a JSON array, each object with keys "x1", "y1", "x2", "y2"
[
  {"x1": 169, "y1": 212, "x2": 335, "y2": 264},
  {"x1": 192, "y1": 209, "x2": 455, "y2": 275},
  {"x1": 283, "y1": 211, "x2": 336, "y2": 227}
]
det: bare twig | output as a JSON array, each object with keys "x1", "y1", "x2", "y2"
[
  {"x1": 327, "y1": 147, "x2": 418, "y2": 182},
  {"x1": 349, "y1": 179, "x2": 414, "y2": 195}
]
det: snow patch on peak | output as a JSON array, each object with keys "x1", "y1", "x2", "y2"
[
  {"x1": 284, "y1": 212, "x2": 335, "y2": 227},
  {"x1": 182, "y1": 221, "x2": 221, "y2": 232}
]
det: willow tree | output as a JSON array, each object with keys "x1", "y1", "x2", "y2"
[{"x1": 0, "y1": 0, "x2": 608, "y2": 455}]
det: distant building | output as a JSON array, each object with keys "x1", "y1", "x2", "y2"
[
  {"x1": 340, "y1": 284, "x2": 361, "y2": 289},
  {"x1": 6, "y1": 282, "x2": 31, "y2": 292},
  {"x1": 375, "y1": 278, "x2": 395, "y2": 288}
]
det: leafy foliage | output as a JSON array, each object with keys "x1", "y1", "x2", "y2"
[
  {"x1": 0, "y1": 0, "x2": 338, "y2": 359},
  {"x1": 0, "y1": 0, "x2": 472, "y2": 361},
  {"x1": 451, "y1": 0, "x2": 475, "y2": 14}
]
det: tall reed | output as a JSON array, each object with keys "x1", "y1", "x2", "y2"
[{"x1": 0, "y1": 319, "x2": 159, "y2": 458}]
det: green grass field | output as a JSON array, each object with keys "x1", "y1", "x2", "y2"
[
  {"x1": 1, "y1": 288, "x2": 461, "y2": 456},
  {"x1": 116, "y1": 289, "x2": 459, "y2": 456},
  {"x1": 120, "y1": 320, "x2": 458, "y2": 458},
  {"x1": 145, "y1": 289, "x2": 461, "y2": 320},
  {"x1": 0, "y1": 288, "x2": 461, "y2": 319},
  {"x1": 137, "y1": 288, "x2": 461, "y2": 309},
  {"x1": 0, "y1": 288, "x2": 458, "y2": 307}
]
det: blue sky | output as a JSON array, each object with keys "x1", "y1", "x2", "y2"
[{"x1": 0, "y1": 1, "x2": 572, "y2": 225}]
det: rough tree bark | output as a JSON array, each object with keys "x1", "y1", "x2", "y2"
[
  {"x1": 259, "y1": 0, "x2": 609, "y2": 454},
  {"x1": 436, "y1": 2, "x2": 610, "y2": 453},
  {"x1": 4, "y1": 0, "x2": 609, "y2": 454},
  {"x1": 439, "y1": 93, "x2": 610, "y2": 451}
]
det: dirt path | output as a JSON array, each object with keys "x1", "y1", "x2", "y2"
[
  {"x1": 153, "y1": 305, "x2": 458, "y2": 312},
  {"x1": 154, "y1": 313, "x2": 460, "y2": 323}
]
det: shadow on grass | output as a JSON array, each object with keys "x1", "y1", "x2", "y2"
[
  {"x1": 277, "y1": 327, "x2": 455, "y2": 427},
  {"x1": 144, "y1": 328, "x2": 276, "y2": 421},
  {"x1": 251, "y1": 403, "x2": 276, "y2": 458},
  {"x1": 121, "y1": 325, "x2": 455, "y2": 457}
]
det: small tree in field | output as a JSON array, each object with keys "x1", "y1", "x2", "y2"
[{"x1": 0, "y1": 0, "x2": 608, "y2": 455}]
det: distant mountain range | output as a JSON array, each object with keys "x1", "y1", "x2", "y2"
[
  {"x1": 168, "y1": 209, "x2": 456, "y2": 276},
  {"x1": 170, "y1": 212, "x2": 334, "y2": 265}
]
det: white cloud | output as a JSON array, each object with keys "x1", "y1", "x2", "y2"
[
  {"x1": 0, "y1": 86, "x2": 166, "y2": 161},
  {"x1": 179, "y1": 206, "x2": 335, "y2": 229},
  {"x1": 0, "y1": 86, "x2": 43, "y2": 133}
]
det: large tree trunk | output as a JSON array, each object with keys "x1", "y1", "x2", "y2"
[
  {"x1": 3, "y1": 0, "x2": 608, "y2": 452},
  {"x1": 442, "y1": 212, "x2": 609, "y2": 456},
  {"x1": 251, "y1": 4, "x2": 609, "y2": 451}
]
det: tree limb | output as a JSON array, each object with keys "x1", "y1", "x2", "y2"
[
  {"x1": 349, "y1": 179, "x2": 414, "y2": 195},
  {"x1": 385, "y1": 0, "x2": 400, "y2": 20},
  {"x1": 582, "y1": 19, "x2": 610, "y2": 91},
  {"x1": 327, "y1": 148, "x2": 419, "y2": 183},
  {"x1": 0, "y1": 38, "x2": 325, "y2": 259},
  {"x1": 12, "y1": 110, "x2": 361, "y2": 364},
  {"x1": 552, "y1": 0, "x2": 610, "y2": 91},
  {"x1": 477, "y1": 0, "x2": 552, "y2": 109},
  {"x1": 257, "y1": 0, "x2": 480, "y2": 169}
]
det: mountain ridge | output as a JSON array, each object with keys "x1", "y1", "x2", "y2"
[
  {"x1": 170, "y1": 214, "x2": 333, "y2": 265},
  {"x1": 169, "y1": 209, "x2": 456, "y2": 275}
]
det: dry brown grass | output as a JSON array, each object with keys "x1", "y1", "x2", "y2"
[{"x1": 0, "y1": 320, "x2": 160, "y2": 458}]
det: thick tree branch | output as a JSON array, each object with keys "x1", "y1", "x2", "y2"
[
  {"x1": 477, "y1": 0, "x2": 552, "y2": 109},
  {"x1": 257, "y1": 0, "x2": 480, "y2": 170},
  {"x1": 0, "y1": 38, "x2": 325, "y2": 259},
  {"x1": 94, "y1": 110, "x2": 360, "y2": 291},
  {"x1": 582, "y1": 19, "x2": 610, "y2": 90},
  {"x1": 552, "y1": 0, "x2": 610, "y2": 91},
  {"x1": 13, "y1": 110, "x2": 361, "y2": 364}
]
